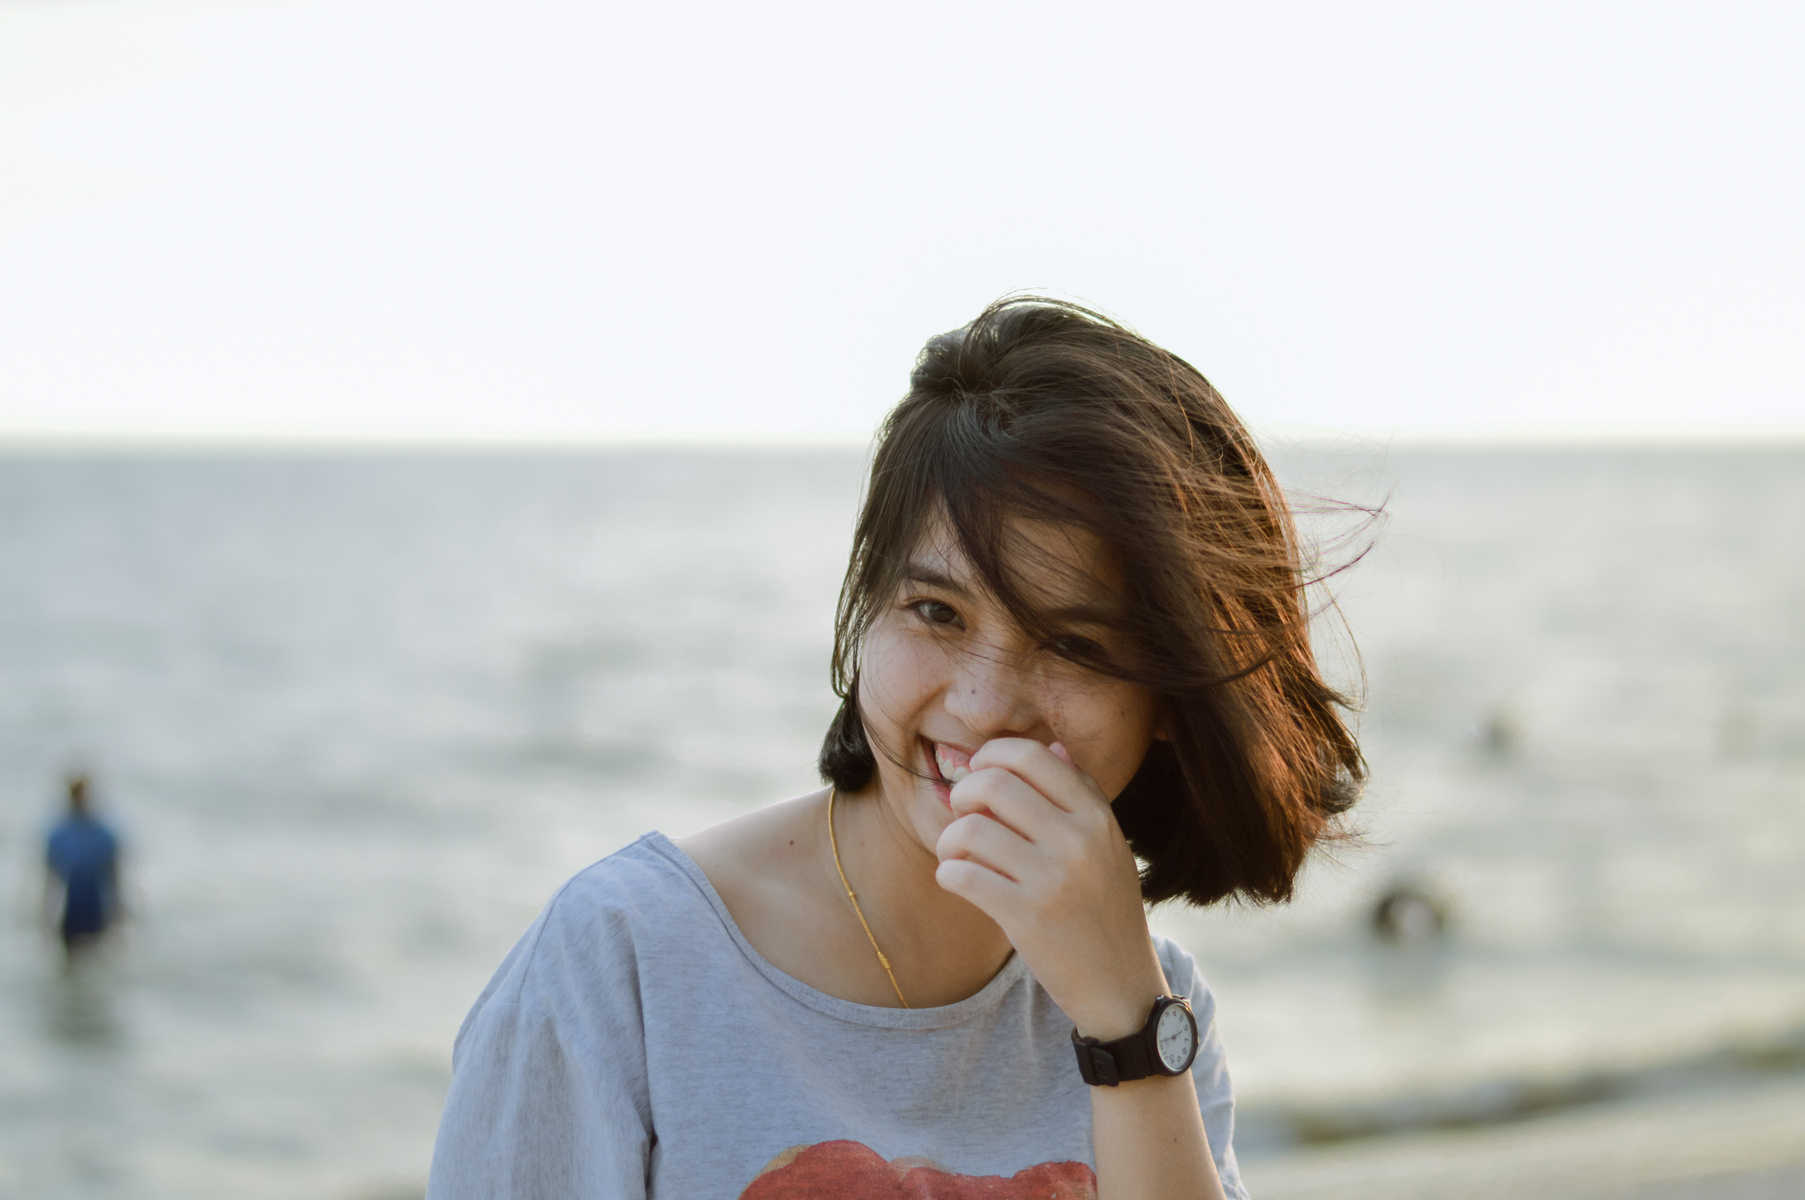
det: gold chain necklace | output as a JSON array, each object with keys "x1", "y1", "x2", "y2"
[{"x1": 827, "y1": 788, "x2": 911, "y2": 1008}]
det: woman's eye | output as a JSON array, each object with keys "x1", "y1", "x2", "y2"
[
  {"x1": 914, "y1": 600, "x2": 959, "y2": 626},
  {"x1": 1049, "y1": 634, "x2": 1104, "y2": 659}
]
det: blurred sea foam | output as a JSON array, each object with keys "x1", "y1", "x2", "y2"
[{"x1": 0, "y1": 447, "x2": 1801, "y2": 1198}]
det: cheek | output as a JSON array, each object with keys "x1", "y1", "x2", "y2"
[
  {"x1": 1057, "y1": 685, "x2": 1161, "y2": 796},
  {"x1": 856, "y1": 623, "x2": 945, "y2": 733}
]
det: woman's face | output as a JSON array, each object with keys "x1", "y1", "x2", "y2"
[{"x1": 856, "y1": 514, "x2": 1161, "y2": 854}]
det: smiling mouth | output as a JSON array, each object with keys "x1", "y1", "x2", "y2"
[{"x1": 930, "y1": 740, "x2": 974, "y2": 785}]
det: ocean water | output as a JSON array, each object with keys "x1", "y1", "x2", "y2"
[{"x1": 0, "y1": 447, "x2": 1800, "y2": 1198}]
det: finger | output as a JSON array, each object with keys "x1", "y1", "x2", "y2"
[
  {"x1": 934, "y1": 856, "x2": 1023, "y2": 920},
  {"x1": 968, "y1": 737, "x2": 1102, "y2": 814},
  {"x1": 935, "y1": 811, "x2": 1042, "y2": 883},
  {"x1": 947, "y1": 767, "x2": 1062, "y2": 841},
  {"x1": 1049, "y1": 741, "x2": 1075, "y2": 767}
]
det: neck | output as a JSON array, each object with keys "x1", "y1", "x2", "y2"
[{"x1": 829, "y1": 782, "x2": 1015, "y2": 1008}]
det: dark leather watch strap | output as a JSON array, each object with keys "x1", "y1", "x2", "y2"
[
  {"x1": 1071, "y1": 995, "x2": 1195, "y2": 1087},
  {"x1": 1070, "y1": 1021, "x2": 1152, "y2": 1087}
]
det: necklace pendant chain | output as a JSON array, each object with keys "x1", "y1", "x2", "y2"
[{"x1": 828, "y1": 788, "x2": 911, "y2": 1009}]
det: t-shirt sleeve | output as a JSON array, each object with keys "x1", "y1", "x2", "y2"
[
  {"x1": 427, "y1": 880, "x2": 655, "y2": 1200},
  {"x1": 1156, "y1": 935, "x2": 1251, "y2": 1200}
]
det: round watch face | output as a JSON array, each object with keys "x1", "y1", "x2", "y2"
[{"x1": 1154, "y1": 1002, "x2": 1195, "y2": 1072}]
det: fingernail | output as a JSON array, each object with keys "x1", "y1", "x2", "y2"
[{"x1": 1049, "y1": 742, "x2": 1074, "y2": 765}]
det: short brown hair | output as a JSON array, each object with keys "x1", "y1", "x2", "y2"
[{"x1": 818, "y1": 296, "x2": 1362, "y2": 907}]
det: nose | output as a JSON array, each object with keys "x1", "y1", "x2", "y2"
[{"x1": 943, "y1": 637, "x2": 1049, "y2": 743}]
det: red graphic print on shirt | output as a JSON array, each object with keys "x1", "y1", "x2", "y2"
[{"x1": 740, "y1": 1139, "x2": 1097, "y2": 1199}]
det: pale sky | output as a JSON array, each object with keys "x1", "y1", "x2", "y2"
[{"x1": 2, "y1": 0, "x2": 1801, "y2": 444}]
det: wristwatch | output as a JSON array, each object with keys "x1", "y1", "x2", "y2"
[{"x1": 1071, "y1": 995, "x2": 1198, "y2": 1087}]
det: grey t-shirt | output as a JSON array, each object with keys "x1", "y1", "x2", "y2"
[{"x1": 428, "y1": 832, "x2": 1249, "y2": 1199}]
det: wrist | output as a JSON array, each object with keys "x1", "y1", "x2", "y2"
[{"x1": 1066, "y1": 961, "x2": 1169, "y2": 1041}]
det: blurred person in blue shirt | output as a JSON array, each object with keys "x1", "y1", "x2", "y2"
[{"x1": 44, "y1": 774, "x2": 123, "y2": 958}]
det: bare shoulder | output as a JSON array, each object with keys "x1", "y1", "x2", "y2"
[
  {"x1": 674, "y1": 789, "x2": 869, "y2": 995},
  {"x1": 677, "y1": 789, "x2": 932, "y2": 1007},
  {"x1": 675, "y1": 790, "x2": 831, "y2": 911}
]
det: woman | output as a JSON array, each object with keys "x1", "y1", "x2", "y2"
[{"x1": 427, "y1": 298, "x2": 1361, "y2": 1199}]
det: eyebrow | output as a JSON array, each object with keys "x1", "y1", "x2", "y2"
[
  {"x1": 903, "y1": 561, "x2": 976, "y2": 600},
  {"x1": 903, "y1": 560, "x2": 1124, "y2": 629}
]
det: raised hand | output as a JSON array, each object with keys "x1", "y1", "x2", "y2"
[{"x1": 932, "y1": 736, "x2": 1169, "y2": 1039}]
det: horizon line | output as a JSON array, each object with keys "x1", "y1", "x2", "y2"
[{"x1": 1, "y1": 424, "x2": 1803, "y2": 455}]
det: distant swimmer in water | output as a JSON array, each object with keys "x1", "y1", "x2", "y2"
[
  {"x1": 1372, "y1": 882, "x2": 1449, "y2": 943},
  {"x1": 44, "y1": 774, "x2": 123, "y2": 960}
]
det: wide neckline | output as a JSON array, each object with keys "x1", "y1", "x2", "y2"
[{"x1": 641, "y1": 830, "x2": 1030, "y2": 1031}]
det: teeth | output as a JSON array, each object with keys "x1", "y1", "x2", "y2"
[{"x1": 934, "y1": 743, "x2": 973, "y2": 784}]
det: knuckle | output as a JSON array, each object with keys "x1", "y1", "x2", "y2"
[
  {"x1": 963, "y1": 768, "x2": 1006, "y2": 797},
  {"x1": 959, "y1": 771, "x2": 1016, "y2": 812},
  {"x1": 949, "y1": 776, "x2": 984, "y2": 808},
  {"x1": 970, "y1": 738, "x2": 1023, "y2": 767},
  {"x1": 968, "y1": 813, "x2": 1008, "y2": 845},
  {"x1": 974, "y1": 818, "x2": 1013, "y2": 854},
  {"x1": 951, "y1": 813, "x2": 986, "y2": 840}
]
